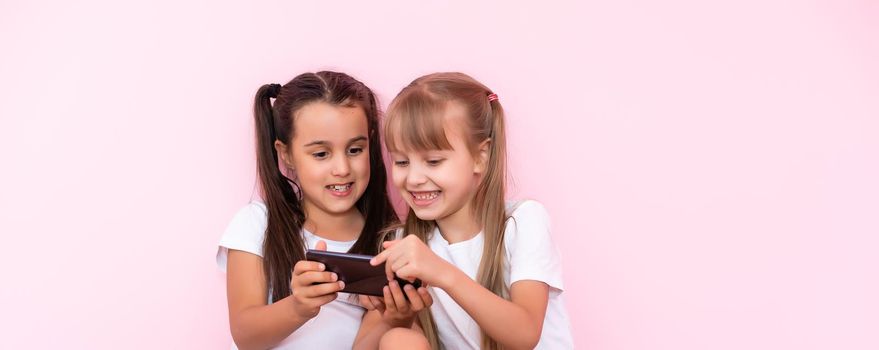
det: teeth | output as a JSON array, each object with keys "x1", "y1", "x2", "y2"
[
  {"x1": 328, "y1": 183, "x2": 351, "y2": 192},
  {"x1": 413, "y1": 192, "x2": 439, "y2": 200}
]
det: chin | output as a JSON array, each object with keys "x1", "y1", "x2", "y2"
[
  {"x1": 409, "y1": 207, "x2": 440, "y2": 221},
  {"x1": 332, "y1": 201, "x2": 360, "y2": 214}
]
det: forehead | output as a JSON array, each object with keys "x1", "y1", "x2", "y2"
[
  {"x1": 440, "y1": 102, "x2": 469, "y2": 136},
  {"x1": 389, "y1": 101, "x2": 471, "y2": 153},
  {"x1": 292, "y1": 102, "x2": 368, "y2": 143}
]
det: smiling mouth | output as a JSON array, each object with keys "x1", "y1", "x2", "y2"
[
  {"x1": 326, "y1": 183, "x2": 353, "y2": 192},
  {"x1": 410, "y1": 191, "x2": 440, "y2": 200}
]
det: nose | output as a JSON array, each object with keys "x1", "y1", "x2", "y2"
[
  {"x1": 331, "y1": 155, "x2": 351, "y2": 177},
  {"x1": 405, "y1": 162, "x2": 428, "y2": 187}
]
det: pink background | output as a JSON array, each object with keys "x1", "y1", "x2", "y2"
[{"x1": 2, "y1": 0, "x2": 877, "y2": 348}]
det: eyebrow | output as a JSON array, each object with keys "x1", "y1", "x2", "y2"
[{"x1": 303, "y1": 136, "x2": 367, "y2": 147}]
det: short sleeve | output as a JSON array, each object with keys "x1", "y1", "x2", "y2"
[
  {"x1": 216, "y1": 202, "x2": 268, "y2": 272},
  {"x1": 505, "y1": 200, "x2": 565, "y2": 291}
]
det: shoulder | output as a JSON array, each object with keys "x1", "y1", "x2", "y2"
[
  {"x1": 234, "y1": 201, "x2": 268, "y2": 222},
  {"x1": 503, "y1": 199, "x2": 554, "y2": 252},
  {"x1": 220, "y1": 202, "x2": 270, "y2": 257},
  {"x1": 506, "y1": 200, "x2": 551, "y2": 228},
  {"x1": 507, "y1": 199, "x2": 548, "y2": 216},
  {"x1": 503, "y1": 200, "x2": 565, "y2": 290}
]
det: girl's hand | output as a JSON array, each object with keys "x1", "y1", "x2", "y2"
[
  {"x1": 370, "y1": 235, "x2": 456, "y2": 288},
  {"x1": 358, "y1": 280, "x2": 433, "y2": 328},
  {"x1": 289, "y1": 240, "x2": 345, "y2": 319}
]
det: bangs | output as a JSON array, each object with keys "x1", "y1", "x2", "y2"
[{"x1": 384, "y1": 88, "x2": 453, "y2": 153}]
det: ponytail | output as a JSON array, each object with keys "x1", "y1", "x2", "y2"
[
  {"x1": 476, "y1": 95, "x2": 509, "y2": 350},
  {"x1": 254, "y1": 83, "x2": 306, "y2": 302}
]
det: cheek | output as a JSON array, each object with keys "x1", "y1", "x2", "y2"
[
  {"x1": 353, "y1": 156, "x2": 370, "y2": 175},
  {"x1": 391, "y1": 168, "x2": 407, "y2": 188},
  {"x1": 296, "y1": 168, "x2": 321, "y2": 187},
  {"x1": 445, "y1": 161, "x2": 475, "y2": 184},
  {"x1": 293, "y1": 159, "x2": 324, "y2": 184}
]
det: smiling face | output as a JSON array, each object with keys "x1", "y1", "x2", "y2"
[
  {"x1": 388, "y1": 102, "x2": 488, "y2": 224},
  {"x1": 276, "y1": 101, "x2": 371, "y2": 219}
]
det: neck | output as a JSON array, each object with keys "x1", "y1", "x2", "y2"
[
  {"x1": 302, "y1": 201, "x2": 364, "y2": 242},
  {"x1": 436, "y1": 200, "x2": 482, "y2": 244}
]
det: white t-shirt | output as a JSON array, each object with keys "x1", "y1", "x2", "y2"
[
  {"x1": 216, "y1": 202, "x2": 366, "y2": 350},
  {"x1": 426, "y1": 200, "x2": 574, "y2": 349}
]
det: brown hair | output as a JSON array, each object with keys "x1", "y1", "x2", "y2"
[
  {"x1": 254, "y1": 71, "x2": 398, "y2": 302},
  {"x1": 384, "y1": 72, "x2": 509, "y2": 350}
]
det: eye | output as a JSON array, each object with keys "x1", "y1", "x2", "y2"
[
  {"x1": 347, "y1": 147, "x2": 364, "y2": 156},
  {"x1": 427, "y1": 159, "x2": 444, "y2": 166},
  {"x1": 312, "y1": 151, "x2": 329, "y2": 159},
  {"x1": 394, "y1": 160, "x2": 409, "y2": 167}
]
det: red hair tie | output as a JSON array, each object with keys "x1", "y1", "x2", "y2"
[{"x1": 487, "y1": 93, "x2": 499, "y2": 102}]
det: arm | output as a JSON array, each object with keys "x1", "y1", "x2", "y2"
[
  {"x1": 372, "y1": 236, "x2": 549, "y2": 350},
  {"x1": 440, "y1": 269, "x2": 549, "y2": 350},
  {"x1": 226, "y1": 243, "x2": 343, "y2": 349}
]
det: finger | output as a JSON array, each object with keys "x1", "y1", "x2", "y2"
[
  {"x1": 367, "y1": 296, "x2": 384, "y2": 308},
  {"x1": 301, "y1": 281, "x2": 345, "y2": 298},
  {"x1": 389, "y1": 280, "x2": 409, "y2": 312},
  {"x1": 385, "y1": 259, "x2": 396, "y2": 282},
  {"x1": 391, "y1": 258, "x2": 409, "y2": 274},
  {"x1": 368, "y1": 296, "x2": 386, "y2": 314},
  {"x1": 309, "y1": 292, "x2": 339, "y2": 307},
  {"x1": 314, "y1": 240, "x2": 328, "y2": 251},
  {"x1": 382, "y1": 240, "x2": 400, "y2": 249},
  {"x1": 370, "y1": 248, "x2": 391, "y2": 266},
  {"x1": 382, "y1": 285, "x2": 397, "y2": 313},
  {"x1": 395, "y1": 265, "x2": 418, "y2": 283},
  {"x1": 293, "y1": 260, "x2": 326, "y2": 276},
  {"x1": 295, "y1": 271, "x2": 338, "y2": 287},
  {"x1": 417, "y1": 287, "x2": 433, "y2": 307},
  {"x1": 359, "y1": 295, "x2": 375, "y2": 310},
  {"x1": 403, "y1": 283, "x2": 424, "y2": 310}
]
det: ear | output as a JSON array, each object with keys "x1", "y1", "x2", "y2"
[
  {"x1": 274, "y1": 140, "x2": 295, "y2": 170},
  {"x1": 474, "y1": 138, "x2": 491, "y2": 174}
]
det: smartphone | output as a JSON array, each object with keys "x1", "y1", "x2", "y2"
[{"x1": 305, "y1": 250, "x2": 422, "y2": 297}]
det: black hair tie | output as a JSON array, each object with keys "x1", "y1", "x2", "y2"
[{"x1": 267, "y1": 83, "x2": 282, "y2": 98}]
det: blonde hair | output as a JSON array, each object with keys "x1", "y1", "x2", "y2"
[{"x1": 384, "y1": 72, "x2": 509, "y2": 350}]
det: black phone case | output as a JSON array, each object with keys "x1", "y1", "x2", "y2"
[{"x1": 305, "y1": 250, "x2": 422, "y2": 297}]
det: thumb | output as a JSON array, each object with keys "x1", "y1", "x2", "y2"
[{"x1": 315, "y1": 240, "x2": 328, "y2": 251}]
